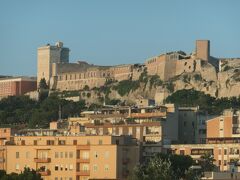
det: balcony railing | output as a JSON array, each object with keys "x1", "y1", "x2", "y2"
[
  {"x1": 76, "y1": 145, "x2": 90, "y2": 150},
  {"x1": 34, "y1": 158, "x2": 51, "y2": 163},
  {"x1": 76, "y1": 158, "x2": 90, "y2": 163},
  {"x1": 38, "y1": 169, "x2": 51, "y2": 176},
  {"x1": 76, "y1": 170, "x2": 90, "y2": 176}
]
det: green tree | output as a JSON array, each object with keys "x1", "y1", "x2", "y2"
[
  {"x1": 83, "y1": 85, "x2": 90, "y2": 91},
  {"x1": 156, "y1": 153, "x2": 194, "y2": 179},
  {"x1": 0, "y1": 168, "x2": 42, "y2": 180},
  {"x1": 199, "y1": 153, "x2": 217, "y2": 172},
  {"x1": 38, "y1": 78, "x2": 48, "y2": 89},
  {"x1": 130, "y1": 153, "x2": 199, "y2": 180},
  {"x1": 130, "y1": 156, "x2": 175, "y2": 180}
]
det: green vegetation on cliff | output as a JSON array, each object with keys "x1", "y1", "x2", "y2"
[
  {"x1": 113, "y1": 80, "x2": 140, "y2": 96},
  {"x1": 166, "y1": 89, "x2": 240, "y2": 114}
]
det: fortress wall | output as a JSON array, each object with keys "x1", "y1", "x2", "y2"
[
  {"x1": 56, "y1": 77, "x2": 106, "y2": 91},
  {"x1": 175, "y1": 59, "x2": 202, "y2": 76},
  {"x1": 132, "y1": 66, "x2": 145, "y2": 81},
  {"x1": 145, "y1": 55, "x2": 166, "y2": 77},
  {"x1": 110, "y1": 64, "x2": 133, "y2": 81},
  {"x1": 163, "y1": 58, "x2": 177, "y2": 81},
  {"x1": 56, "y1": 63, "x2": 95, "y2": 74},
  {"x1": 54, "y1": 66, "x2": 117, "y2": 90}
]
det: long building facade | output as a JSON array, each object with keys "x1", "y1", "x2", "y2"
[{"x1": 0, "y1": 133, "x2": 139, "y2": 180}]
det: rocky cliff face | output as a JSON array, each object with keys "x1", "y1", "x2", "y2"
[
  {"x1": 218, "y1": 59, "x2": 240, "y2": 98},
  {"x1": 75, "y1": 59, "x2": 240, "y2": 105}
]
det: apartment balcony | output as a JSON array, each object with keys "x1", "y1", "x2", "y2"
[
  {"x1": 76, "y1": 158, "x2": 90, "y2": 163},
  {"x1": 229, "y1": 154, "x2": 240, "y2": 158},
  {"x1": 34, "y1": 158, "x2": 51, "y2": 163},
  {"x1": 76, "y1": 170, "x2": 90, "y2": 176},
  {"x1": 122, "y1": 158, "x2": 130, "y2": 165},
  {"x1": 76, "y1": 145, "x2": 90, "y2": 150},
  {"x1": 38, "y1": 170, "x2": 51, "y2": 176}
]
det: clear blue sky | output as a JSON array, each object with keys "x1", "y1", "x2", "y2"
[{"x1": 0, "y1": 0, "x2": 240, "y2": 76}]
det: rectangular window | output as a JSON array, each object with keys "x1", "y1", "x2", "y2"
[
  {"x1": 58, "y1": 140, "x2": 66, "y2": 145},
  {"x1": 180, "y1": 150, "x2": 185, "y2": 155},
  {"x1": 15, "y1": 164, "x2": 19, "y2": 171},
  {"x1": 47, "y1": 140, "x2": 54, "y2": 145},
  {"x1": 60, "y1": 152, "x2": 63, "y2": 158},
  {"x1": 34, "y1": 140, "x2": 37, "y2": 145},
  {"x1": 16, "y1": 152, "x2": 19, "y2": 159},
  {"x1": 69, "y1": 152, "x2": 73, "y2": 158},
  {"x1": 55, "y1": 165, "x2": 59, "y2": 171},
  {"x1": 104, "y1": 164, "x2": 109, "y2": 171},
  {"x1": 93, "y1": 164, "x2": 98, "y2": 172},
  {"x1": 69, "y1": 164, "x2": 73, "y2": 171},
  {"x1": 224, "y1": 149, "x2": 227, "y2": 155},
  {"x1": 55, "y1": 152, "x2": 59, "y2": 158},
  {"x1": 87, "y1": 140, "x2": 90, "y2": 145},
  {"x1": 82, "y1": 151, "x2": 89, "y2": 159},
  {"x1": 21, "y1": 140, "x2": 25, "y2": 145},
  {"x1": 224, "y1": 160, "x2": 227, "y2": 166},
  {"x1": 65, "y1": 152, "x2": 68, "y2": 158},
  {"x1": 26, "y1": 152, "x2": 30, "y2": 159},
  {"x1": 73, "y1": 140, "x2": 77, "y2": 145},
  {"x1": 99, "y1": 140, "x2": 102, "y2": 145}
]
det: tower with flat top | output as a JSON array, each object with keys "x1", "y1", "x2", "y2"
[
  {"x1": 37, "y1": 42, "x2": 70, "y2": 87},
  {"x1": 196, "y1": 40, "x2": 210, "y2": 61}
]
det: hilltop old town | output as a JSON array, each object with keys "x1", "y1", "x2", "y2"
[{"x1": 0, "y1": 39, "x2": 240, "y2": 180}]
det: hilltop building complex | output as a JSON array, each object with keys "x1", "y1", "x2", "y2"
[{"x1": 37, "y1": 40, "x2": 214, "y2": 91}]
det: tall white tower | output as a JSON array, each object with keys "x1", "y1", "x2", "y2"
[{"x1": 37, "y1": 42, "x2": 70, "y2": 87}]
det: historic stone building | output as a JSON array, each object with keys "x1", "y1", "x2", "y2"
[
  {"x1": 37, "y1": 40, "x2": 214, "y2": 91},
  {"x1": 37, "y1": 42, "x2": 144, "y2": 91},
  {"x1": 37, "y1": 40, "x2": 240, "y2": 98}
]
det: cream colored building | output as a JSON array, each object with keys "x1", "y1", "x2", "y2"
[
  {"x1": 0, "y1": 134, "x2": 139, "y2": 180},
  {"x1": 165, "y1": 109, "x2": 240, "y2": 172}
]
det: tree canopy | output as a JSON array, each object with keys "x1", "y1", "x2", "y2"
[
  {"x1": 130, "y1": 153, "x2": 201, "y2": 180},
  {"x1": 0, "y1": 95, "x2": 86, "y2": 128},
  {"x1": 0, "y1": 168, "x2": 42, "y2": 180}
]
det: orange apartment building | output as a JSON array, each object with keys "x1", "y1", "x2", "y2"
[
  {"x1": 165, "y1": 109, "x2": 240, "y2": 172},
  {"x1": 0, "y1": 134, "x2": 139, "y2": 180},
  {"x1": 67, "y1": 104, "x2": 178, "y2": 162},
  {"x1": 0, "y1": 77, "x2": 37, "y2": 99}
]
